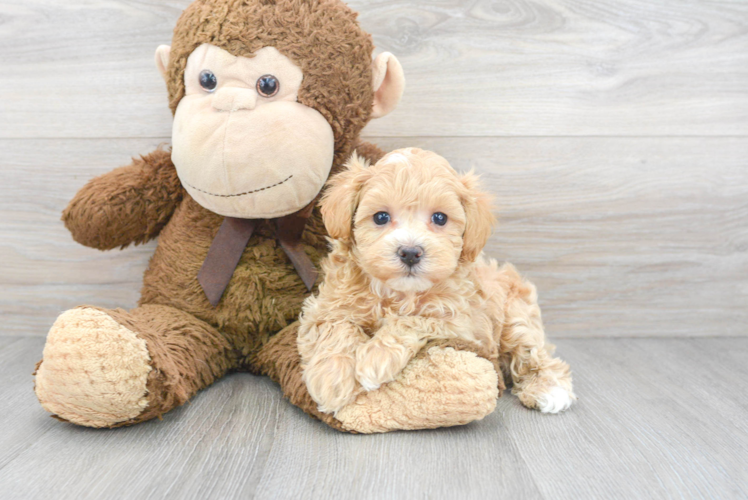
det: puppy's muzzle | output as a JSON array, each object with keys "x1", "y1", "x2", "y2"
[{"x1": 397, "y1": 246, "x2": 423, "y2": 267}]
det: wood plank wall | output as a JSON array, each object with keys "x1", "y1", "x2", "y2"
[{"x1": 1, "y1": 0, "x2": 746, "y2": 337}]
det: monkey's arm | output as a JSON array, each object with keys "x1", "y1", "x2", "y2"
[
  {"x1": 354, "y1": 140, "x2": 386, "y2": 164},
  {"x1": 62, "y1": 148, "x2": 183, "y2": 250}
]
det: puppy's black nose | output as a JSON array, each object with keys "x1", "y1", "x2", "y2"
[{"x1": 398, "y1": 247, "x2": 423, "y2": 267}]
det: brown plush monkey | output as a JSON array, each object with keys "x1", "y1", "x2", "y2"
[{"x1": 34, "y1": 0, "x2": 501, "y2": 433}]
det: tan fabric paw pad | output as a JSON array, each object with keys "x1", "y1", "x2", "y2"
[
  {"x1": 336, "y1": 346, "x2": 499, "y2": 433},
  {"x1": 35, "y1": 307, "x2": 152, "y2": 428}
]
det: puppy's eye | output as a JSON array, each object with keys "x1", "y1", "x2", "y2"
[
  {"x1": 373, "y1": 212, "x2": 391, "y2": 225},
  {"x1": 431, "y1": 212, "x2": 448, "y2": 226},
  {"x1": 199, "y1": 70, "x2": 217, "y2": 92},
  {"x1": 257, "y1": 75, "x2": 279, "y2": 97}
]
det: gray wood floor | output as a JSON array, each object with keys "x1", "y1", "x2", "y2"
[{"x1": 1, "y1": 336, "x2": 746, "y2": 500}]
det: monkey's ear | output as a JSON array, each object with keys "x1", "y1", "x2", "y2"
[
  {"x1": 155, "y1": 45, "x2": 171, "y2": 82},
  {"x1": 320, "y1": 154, "x2": 372, "y2": 241},
  {"x1": 459, "y1": 172, "x2": 496, "y2": 262},
  {"x1": 371, "y1": 52, "x2": 405, "y2": 119}
]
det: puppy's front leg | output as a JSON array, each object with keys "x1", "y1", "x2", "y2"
[
  {"x1": 300, "y1": 322, "x2": 368, "y2": 414},
  {"x1": 356, "y1": 317, "x2": 446, "y2": 391}
]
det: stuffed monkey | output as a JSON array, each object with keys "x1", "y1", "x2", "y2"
[{"x1": 34, "y1": 0, "x2": 501, "y2": 433}]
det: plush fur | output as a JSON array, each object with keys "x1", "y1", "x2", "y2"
[
  {"x1": 299, "y1": 149, "x2": 576, "y2": 416},
  {"x1": 35, "y1": 308, "x2": 152, "y2": 428},
  {"x1": 166, "y1": 0, "x2": 376, "y2": 173},
  {"x1": 34, "y1": 0, "x2": 504, "y2": 432}
]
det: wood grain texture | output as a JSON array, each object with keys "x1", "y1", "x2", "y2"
[
  {"x1": 1, "y1": 337, "x2": 746, "y2": 499},
  {"x1": 0, "y1": 0, "x2": 746, "y2": 138},
  {"x1": 2, "y1": 137, "x2": 745, "y2": 337},
  {"x1": 504, "y1": 338, "x2": 748, "y2": 499},
  {"x1": 0, "y1": 338, "x2": 283, "y2": 500},
  {"x1": 0, "y1": 336, "x2": 57, "y2": 470}
]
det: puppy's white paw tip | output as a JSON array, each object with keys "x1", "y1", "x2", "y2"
[
  {"x1": 359, "y1": 380, "x2": 381, "y2": 392},
  {"x1": 537, "y1": 386, "x2": 574, "y2": 414}
]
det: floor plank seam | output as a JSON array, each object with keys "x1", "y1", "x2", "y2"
[
  {"x1": 500, "y1": 414, "x2": 554, "y2": 500},
  {"x1": 245, "y1": 382, "x2": 285, "y2": 500}
]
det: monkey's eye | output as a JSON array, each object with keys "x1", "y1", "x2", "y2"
[
  {"x1": 256, "y1": 75, "x2": 279, "y2": 97},
  {"x1": 431, "y1": 212, "x2": 448, "y2": 226},
  {"x1": 373, "y1": 212, "x2": 391, "y2": 225},
  {"x1": 199, "y1": 70, "x2": 217, "y2": 92}
]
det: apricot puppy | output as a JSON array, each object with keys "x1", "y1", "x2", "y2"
[{"x1": 298, "y1": 148, "x2": 575, "y2": 416}]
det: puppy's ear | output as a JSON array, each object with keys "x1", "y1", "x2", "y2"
[
  {"x1": 321, "y1": 154, "x2": 372, "y2": 241},
  {"x1": 459, "y1": 172, "x2": 496, "y2": 262}
]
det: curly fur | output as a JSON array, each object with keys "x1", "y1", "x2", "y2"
[{"x1": 299, "y1": 148, "x2": 576, "y2": 415}]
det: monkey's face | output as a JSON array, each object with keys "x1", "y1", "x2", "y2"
[{"x1": 171, "y1": 43, "x2": 335, "y2": 218}]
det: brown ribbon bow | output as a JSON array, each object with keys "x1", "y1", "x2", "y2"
[{"x1": 197, "y1": 202, "x2": 318, "y2": 307}]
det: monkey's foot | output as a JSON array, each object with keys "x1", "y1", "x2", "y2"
[
  {"x1": 35, "y1": 307, "x2": 152, "y2": 428},
  {"x1": 336, "y1": 344, "x2": 499, "y2": 433}
]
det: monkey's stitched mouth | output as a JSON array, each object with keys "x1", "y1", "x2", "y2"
[{"x1": 185, "y1": 174, "x2": 293, "y2": 198}]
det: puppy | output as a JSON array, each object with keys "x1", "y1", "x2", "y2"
[{"x1": 298, "y1": 148, "x2": 575, "y2": 416}]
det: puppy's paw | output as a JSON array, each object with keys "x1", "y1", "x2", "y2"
[
  {"x1": 303, "y1": 355, "x2": 358, "y2": 414},
  {"x1": 518, "y1": 385, "x2": 575, "y2": 414},
  {"x1": 536, "y1": 386, "x2": 575, "y2": 413},
  {"x1": 355, "y1": 337, "x2": 413, "y2": 391}
]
